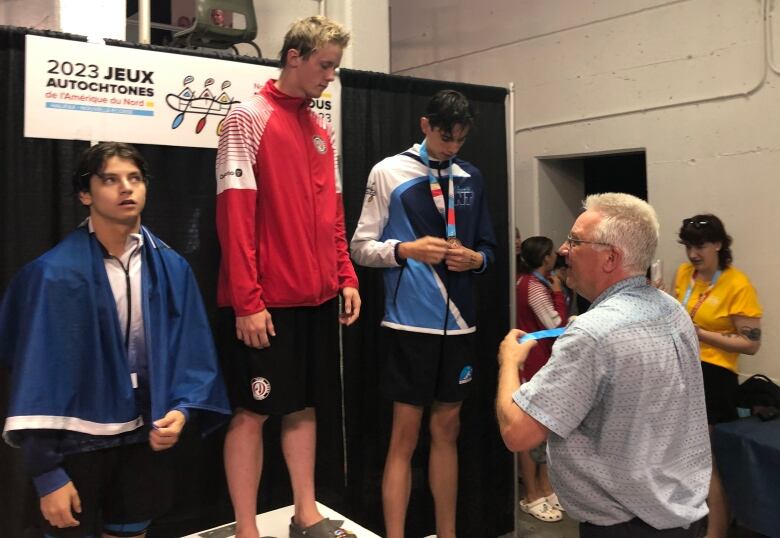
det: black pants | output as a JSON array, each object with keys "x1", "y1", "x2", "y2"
[{"x1": 579, "y1": 517, "x2": 704, "y2": 538}]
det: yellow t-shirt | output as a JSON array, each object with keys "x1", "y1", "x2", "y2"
[{"x1": 674, "y1": 263, "x2": 762, "y2": 372}]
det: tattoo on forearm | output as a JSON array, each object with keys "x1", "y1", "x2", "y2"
[{"x1": 740, "y1": 327, "x2": 762, "y2": 341}]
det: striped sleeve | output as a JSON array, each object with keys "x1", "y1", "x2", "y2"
[
  {"x1": 527, "y1": 279, "x2": 566, "y2": 329},
  {"x1": 215, "y1": 98, "x2": 272, "y2": 315}
]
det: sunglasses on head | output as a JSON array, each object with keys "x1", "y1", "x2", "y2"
[{"x1": 682, "y1": 218, "x2": 710, "y2": 229}]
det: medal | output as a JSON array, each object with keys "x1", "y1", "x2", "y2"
[{"x1": 419, "y1": 141, "x2": 457, "y2": 240}]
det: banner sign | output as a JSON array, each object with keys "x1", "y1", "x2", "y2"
[{"x1": 24, "y1": 35, "x2": 341, "y2": 151}]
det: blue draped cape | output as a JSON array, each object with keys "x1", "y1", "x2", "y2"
[{"x1": 1, "y1": 225, "x2": 230, "y2": 446}]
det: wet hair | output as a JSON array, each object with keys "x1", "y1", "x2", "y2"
[
  {"x1": 279, "y1": 16, "x2": 350, "y2": 68},
  {"x1": 72, "y1": 142, "x2": 150, "y2": 194},
  {"x1": 517, "y1": 236, "x2": 554, "y2": 274},
  {"x1": 584, "y1": 193, "x2": 659, "y2": 276},
  {"x1": 678, "y1": 214, "x2": 733, "y2": 269},
  {"x1": 424, "y1": 89, "x2": 475, "y2": 134}
]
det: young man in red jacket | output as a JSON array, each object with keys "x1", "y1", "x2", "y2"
[{"x1": 215, "y1": 16, "x2": 361, "y2": 538}]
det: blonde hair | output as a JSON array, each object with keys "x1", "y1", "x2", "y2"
[
  {"x1": 279, "y1": 16, "x2": 350, "y2": 67},
  {"x1": 583, "y1": 193, "x2": 659, "y2": 275}
]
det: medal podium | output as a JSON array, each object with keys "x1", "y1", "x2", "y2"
[{"x1": 184, "y1": 502, "x2": 379, "y2": 538}]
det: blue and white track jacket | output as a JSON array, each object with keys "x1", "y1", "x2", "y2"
[{"x1": 350, "y1": 144, "x2": 496, "y2": 334}]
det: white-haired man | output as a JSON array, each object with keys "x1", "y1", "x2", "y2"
[{"x1": 497, "y1": 193, "x2": 711, "y2": 537}]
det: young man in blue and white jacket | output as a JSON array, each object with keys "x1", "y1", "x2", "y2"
[{"x1": 351, "y1": 90, "x2": 496, "y2": 538}]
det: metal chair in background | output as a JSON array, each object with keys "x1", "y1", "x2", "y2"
[{"x1": 173, "y1": 0, "x2": 262, "y2": 57}]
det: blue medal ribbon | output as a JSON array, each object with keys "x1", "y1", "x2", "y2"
[{"x1": 518, "y1": 327, "x2": 565, "y2": 343}]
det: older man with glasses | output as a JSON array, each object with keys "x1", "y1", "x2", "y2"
[{"x1": 496, "y1": 193, "x2": 711, "y2": 537}]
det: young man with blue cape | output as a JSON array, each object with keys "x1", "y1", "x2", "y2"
[{"x1": 0, "y1": 142, "x2": 231, "y2": 538}]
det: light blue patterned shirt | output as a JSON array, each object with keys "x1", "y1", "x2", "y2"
[{"x1": 514, "y1": 276, "x2": 711, "y2": 529}]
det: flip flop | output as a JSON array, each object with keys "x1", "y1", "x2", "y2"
[
  {"x1": 519, "y1": 497, "x2": 563, "y2": 522},
  {"x1": 289, "y1": 517, "x2": 356, "y2": 537}
]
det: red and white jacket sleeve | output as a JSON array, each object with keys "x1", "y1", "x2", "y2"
[
  {"x1": 329, "y1": 123, "x2": 359, "y2": 291},
  {"x1": 215, "y1": 103, "x2": 268, "y2": 316},
  {"x1": 527, "y1": 278, "x2": 568, "y2": 329}
]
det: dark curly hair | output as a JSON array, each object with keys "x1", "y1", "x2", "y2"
[{"x1": 678, "y1": 214, "x2": 733, "y2": 269}]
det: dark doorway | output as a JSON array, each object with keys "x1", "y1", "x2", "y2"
[
  {"x1": 577, "y1": 151, "x2": 647, "y2": 312},
  {"x1": 584, "y1": 152, "x2": 647, "y2": 200}
]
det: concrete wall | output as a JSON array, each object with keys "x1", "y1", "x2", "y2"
[
  {"x1": 391, "y1": 0, "x2": 779, "y2": 381},
  {"x1": 252, "y1": 0, "x2": 389, "y2": 71},
  {"x1": 0, "y1": 0, "x2": 389, "y2": 71},
  {"x1": 0, "y1": 0, "x2": 61, "y2": 31}
]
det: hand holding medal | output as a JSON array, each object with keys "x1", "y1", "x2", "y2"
[{"x1": 445, "y1": 238, "x2": 484, "y2": 272}]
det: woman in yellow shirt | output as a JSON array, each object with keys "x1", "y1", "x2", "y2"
[{"x1": 675, "y1": 214, "x2": 762, "y2": 538}]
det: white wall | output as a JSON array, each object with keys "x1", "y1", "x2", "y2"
[
  {"x1": 0, "y1": 0, "x2": 389, "y2": 71},
  {"x1": 390, "y1": 0, "x2": 779, "y2": 381},
  {"x1": 0, "y1": 0, "x2": 126, "y2": 39},
  {"x1": 0, "y1": 0, "x2": 61, "y2": 32},
  {"x1": 250, "y1": 0, "x2": 389, "y2": 71}
]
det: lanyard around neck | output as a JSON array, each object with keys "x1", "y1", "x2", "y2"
[
  {"x1": 680, "y1": 269, "x2": 721, "y2": 320},
  {"x1": 419, "y1": 140, "x2": 457, "y2": 241},
  {"x1": 532, "y1": 271, "x2": 553, "y2": 288}
]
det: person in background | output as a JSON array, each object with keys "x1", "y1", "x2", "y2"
[
  {"x1": 514, "y1": 236, "x2": 568, "y2": 523},
  {"x1": 674, "y1": 214, "x2": 762, "y2": 538},
  {"x1": 215, "y1": 16, "x2": 360, "y2": 538},
  {"x1": 0, "y1": 142, "x2": 230, "y2": 537},
  {"x1": 210, "y1": 8, "x2": 226, "y2": 27},
  {"x1": 498, "y1": 193, "x2": 710, "y2": 537}
]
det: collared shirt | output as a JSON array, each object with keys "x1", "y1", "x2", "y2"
[
  {"x1": 89, "y1": 218, "x2": 146, "y2": 389},
  {"x1": 514, "y1": 276, "x2": 711, "y2": 529}
]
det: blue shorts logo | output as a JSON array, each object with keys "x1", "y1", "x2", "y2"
[{"x1": 458, "y1": 365, "x2": 473, "y2": 385}]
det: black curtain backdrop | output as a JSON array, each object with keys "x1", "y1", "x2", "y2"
[
  {"x1": 339, "y1": 70, "x2": 513, "y2": 538},
  {"x1": 0, "y1": 26, "x2": 512, "y2": 537}
]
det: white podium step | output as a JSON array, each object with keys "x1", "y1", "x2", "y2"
[{"x1": 184, "y1": 502, "x2": 380, "y2": 538}]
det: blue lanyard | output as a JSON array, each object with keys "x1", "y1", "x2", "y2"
[
  {"x1": 680, "y1": 269, "x2": 721, "y2": 309},
  {"x1": 519, "y1": 327, "x2": 565, "y2": 343},
  {"x1": 532, "y1": 271, "x2": 553, "y2": 288},
  {"x1": 419, "y1": 141, "x2": 456, "y2": 239}
]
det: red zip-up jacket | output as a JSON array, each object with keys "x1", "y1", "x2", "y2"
[{"x1": 215, "y1": 79, "x2": 358, "y2": 316}]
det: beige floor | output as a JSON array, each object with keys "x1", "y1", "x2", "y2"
[{"x1": 499, "y1": 508, "x2": 580, "y2": 538}]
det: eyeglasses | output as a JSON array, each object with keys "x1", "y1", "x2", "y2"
[
  {"x1": 565, "y1": 234, "x2": 611, "y2": 249},
  {"x1": 682, "y1": 218, "x2": 710, "y2": 229}
]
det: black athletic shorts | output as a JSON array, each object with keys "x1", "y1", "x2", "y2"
[
  {"x1": 217, "y1": 299, "x2": 339, "y2": 416},
  {"x1": 380, "y1": 328, "x2": 476, "y2": 406},
  {"x1": 701, "y1": 361, "x2": 739, "y2": 424},
  {"x1": 41, "y1": 442, "x2": 174, "y2": 538}
]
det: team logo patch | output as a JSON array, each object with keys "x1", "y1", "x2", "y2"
[
  {"x1": 458, "y1": 365, "x2": 473, "y2": 385},
  {"x1": 235, "y1": 168, "x2": 243, "y2": 177},
  {"x1": 251, "y1": 377, "x2": 271, "y2": 400},
  {"x1": 312, "y1": 135, "x2": 327, "y2": 154},
  {"x1": 455, "y1": 186, "x2": 474, "y2": 207},
  {"x1": 365, "y1": 182, "x2": 376, "y2": 202}
]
